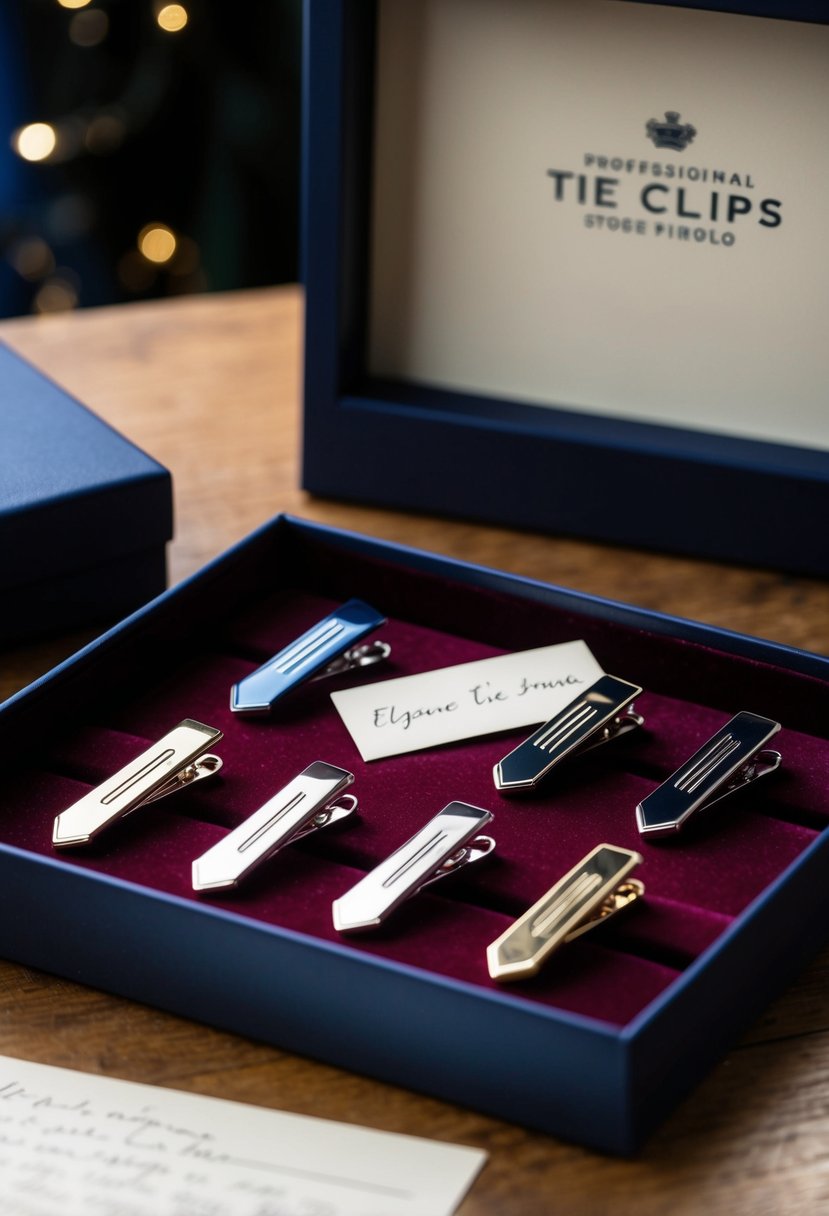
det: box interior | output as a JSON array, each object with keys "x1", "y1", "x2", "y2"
[{"x1": 4, "y1": 524, "x2": 828, "y2": 1029}]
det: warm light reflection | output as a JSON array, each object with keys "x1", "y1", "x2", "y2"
[
  {"x1": 138, "y1": 223, "x2": 177, "y2": 264},
  {"x1": 33, "y1": 277, "x2": 79, "y2": 313},
  {"x1": 8, "y1": 237, "x2": 55, "y2": 281},
  {"x1": 69, "y1": 9, "x2": 109, "y2": 46},
  {"x1": 157, "y1": 4, "x2": 188, "y2": 32},
  {"x1": 14, "y1": 123, "x2": 57, "y2": 162},
  {"x1": 57, "y1": 0, "x2": 92, "y2": 9}
]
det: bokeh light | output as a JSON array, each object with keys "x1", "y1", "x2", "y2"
[
  {"x1": 156, "y1": 5, "x2": 188, "y2": 33},
  {"x1": 14, "y1": 123, "x2": 57, "y2": 162},
  {"x1": 69, "y1": 9, "x2": 109, "y2": 47},
  {"x1": 33, "y1": 276, "x2": 79, "y2": 313},
  {"x1": 138, "y1": 223, "x2": 177, "y2": 264},
  {"x1": 7, "y1": 237, "x2": 56, "y2": 282}
]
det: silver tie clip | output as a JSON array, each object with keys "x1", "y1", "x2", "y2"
[
  {"x1": 52, "y1": 719, "x2": 223, "y2": 848},
  {"x1": 192, "y1": 761, "x2": 356, "y2": 892},
  {"x1": 487, "y1": 844, "x2": 643, "y2": 982},
  {"x1": 493, "y1": 674, "x2": 644, "y2": 792},
  {"x1": 230, "y1": 599, "x2": 389, "y2": 715},
  {"x1": 332, "y1": 802, "x2": 495, "y2": 932},
  {"x1": 636, "y1": 711, "x2": 782, "y2": 838}
]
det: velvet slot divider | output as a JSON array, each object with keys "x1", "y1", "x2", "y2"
[{"x1": 2, "y1": 523, "x2": 827, "y2": 1034}]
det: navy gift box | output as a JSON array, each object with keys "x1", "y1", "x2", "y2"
[
  {"x1": 1, "y1": 515, "x2": 828, "y2": 1153},
  {"x1": 300, "y1": 0, "x2": 829, "y2": 575},
  {"x1": 0, "y1": 343, "x2": 172, "y2": 643}
]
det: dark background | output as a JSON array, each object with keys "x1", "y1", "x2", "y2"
[{"x1": 0, "y1": 1, "x2": 302, "y2": 317}]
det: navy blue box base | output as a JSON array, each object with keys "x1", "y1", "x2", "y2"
[{"x1": 1, "y1": 516, "x2": 828, "y2": 1154}]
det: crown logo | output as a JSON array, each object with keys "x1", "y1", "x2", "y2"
[{"x1": 646, "y1": 111, "x2": 696, "y2": 152}]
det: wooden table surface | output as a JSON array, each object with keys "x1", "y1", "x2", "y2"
[{"x1": 2, "y1": 286, "x2": 828, "y2": 1214}]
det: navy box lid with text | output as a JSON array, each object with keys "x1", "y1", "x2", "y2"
[
  {"x1": 0, "y1": 343, "x2": 172, "y2": 644},
  {"x1": 301, "y1": 0, "x2": 829, "y2": 574}
]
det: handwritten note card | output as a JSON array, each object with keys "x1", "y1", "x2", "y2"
[
  {"x1": 0, "y1": 1055, "x2": 486, "y2": 1216},
  {"x1": 331, "y1": 641, "x2": 603, "y2": 760}
]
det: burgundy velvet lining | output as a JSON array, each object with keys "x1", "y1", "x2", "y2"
[{"x1": 5, "y1": 568, "x2": 828, "y2": 1030}]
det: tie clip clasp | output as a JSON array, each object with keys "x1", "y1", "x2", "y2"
[
  {"x1": 192, "y1": 761, "x2": 357, "y2": 892},
  {"x1": 487, "y1": 844, "x2": 643, "y2": 982},
  {"x1": 494, "y1": 674, "x2": 644, "y2": 792},
  {"x1": 636, "y1": 711, "x2": 782, "y2": 837},
  {"x1": 333, "y1": 802, "x2": 495, "y2": 932},
  {"x1": 52, "y1": 719, "x2": 223, "y2": 848},
  {"x1": 230, "y1": 599, "x2": 389, "y2": 716}
]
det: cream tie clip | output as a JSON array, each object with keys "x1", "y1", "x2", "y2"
[
  {"x1": 52, "y1": 719, "x2": 223, "y2": 848},
  {"x1": 333, "y1": 802, "x2": 495, "y2": 932},
  {"x1": 192, "y1": 762, "x2": 357, "y2": 892}
]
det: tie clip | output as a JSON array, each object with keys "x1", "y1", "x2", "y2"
[
  {"x1": 192, "y1": 761, "x2": 356, "y2": 892},
  {"x1": 52, "y1": 719, "x2": 223, "y2": 848},
  {"x1": 493, "y1": 674, "x2": 643, "y2": 792},
  {"x1": 333, "y1": 802, "x2": 495, "y2": 932},
  {"x1": 487, "y1": 844, "x2": 643, "y2": 982},
  {"x1": 636, "y1": 711, "x2": 782, "y2": 838},
  {"x1": 230, "y1": 599, "x2": 389, "y2": 715}
]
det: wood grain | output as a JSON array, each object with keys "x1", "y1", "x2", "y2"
[{"x1": 1, "y1": 286, "x2": 828, "y2": 1214}]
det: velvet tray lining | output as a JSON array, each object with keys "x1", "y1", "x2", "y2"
[{"x1": 3, "y1": 528, "x2": 827, "y2": 1029}]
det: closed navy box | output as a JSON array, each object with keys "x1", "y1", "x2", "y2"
[
  {"x1": 301, "y1": 1, "x2": 829, "y2": 575},
  {"x1": 0, "y1": 515, "x2": 827, "y2": 1153},
  {"x1": 0, "y1": 343, "x2": 172, "y2": 643}
]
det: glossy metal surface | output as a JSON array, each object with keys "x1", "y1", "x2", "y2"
[
  {"x1": 192, "y1": 761, "x2": 355, "y2": 892},
  {"x1": 332, "y1": 802, "x2": 495, "y2": 932},
  {"x1": 636, "y1": 711, "x2": 782, "y2": 837},
  {"x1": 487, "y1": 844, "x2": 643, "y2": 982},
  {"x1": 230, "y1": 599, "x2": 386, "y2": 715},
  {"x1": 493, "y1": 674, "x2": 643, "y2": 792},
  {"x1": 52, "y1": 719, "x2": 223, "y2": 848}
]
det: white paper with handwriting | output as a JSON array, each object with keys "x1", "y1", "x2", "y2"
[
  {"x1": 331, "y1": 641, "x2": 603, "y2": 760},
  {"x1": 0, "y1": 1055, "x2": 486, "y2": 1216}
]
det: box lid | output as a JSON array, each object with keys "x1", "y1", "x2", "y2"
[
  {"x1": 0, "y1": 342, "x2": 173, "y2": 593},
  {"x1": 301, "y1": 1, "x2": 829, "y2": 576}
]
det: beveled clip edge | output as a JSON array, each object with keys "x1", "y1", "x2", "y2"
[
  {"x1": 486, "y1": 843, "x2": 643, "y2": 982},
  {"x1": 229, "y1": 599, "x2": 389, "y2": 716},
  {"x1": 191, "y1": 761, "x2": 357, "y2": 893},
  {"x1": 493, "y1": 674, "x2": 644, "y2": 793},
  {"x1": 332, "y1": 802, "x2": 496, "y2": 933},
  {"x1": 635, "y1": 711, "x2": 782, "y2": 838},
  {"x1": 52, "y1": 719, "x2": 224, "y2": 849}
]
